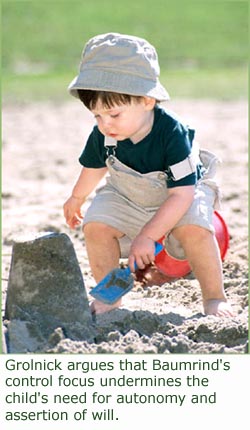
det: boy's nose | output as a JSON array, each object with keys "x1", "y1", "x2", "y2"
[{"x1": 102, "y1": 119, "x2": 114, "y2": 134}]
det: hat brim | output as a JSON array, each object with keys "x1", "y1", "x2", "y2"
[{"x1": 68, "y1": 69, "x2": 170, "y2": 101}]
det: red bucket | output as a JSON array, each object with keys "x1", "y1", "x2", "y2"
[
  {"x1": 154, "y1": 210, "x2": 230, "y2": 278},
  {"x1": 213, "y1": 210, "x2": 230, "y2": 260}
]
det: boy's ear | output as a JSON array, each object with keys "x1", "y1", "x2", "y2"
[{"x1": 143, "y1": 97, "x2": 156, "y2": 110}]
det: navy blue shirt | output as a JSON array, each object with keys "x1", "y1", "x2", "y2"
[{"x1": 79, "y1": 105, "x2": 203, "y2": 188}]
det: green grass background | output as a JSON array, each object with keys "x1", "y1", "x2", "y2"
[{"x1": 1, "y1": 0, "x2": 248, "y2": 102}]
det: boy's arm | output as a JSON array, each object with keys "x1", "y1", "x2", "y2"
[
  {"x1": 63, "y1": 166, "x2": 108, "y2": 229},
  {"x1": 70, "y1": 166, "x2": 108, "y2": 200},
  {"x1": 129, "y1": 185, "x2": 195, "y2": 270}
]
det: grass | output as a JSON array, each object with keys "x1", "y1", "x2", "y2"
[
  {"x1": 2, "y1": 0, "x2": 248, "y2": 101},
  {"x1": 2, "y1": 67, "x2": 247, "y2": 103}
]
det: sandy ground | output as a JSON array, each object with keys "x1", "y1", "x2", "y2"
[{"x1": 2, "y1": 99, "x2": 248, "y2": 353}]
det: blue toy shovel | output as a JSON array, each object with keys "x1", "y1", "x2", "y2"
[{"x1": 90, "y1": 242, "x2": 163, "y2": 304}]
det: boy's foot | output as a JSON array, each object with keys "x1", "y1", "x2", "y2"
[
  {"x1": 135, "y1": 263, "x2": 174, "y2": 286},
  {"x1": 90, "y1": 298, "x2": 122, "y2": 315},
  {"x1": 203, "y1": 299, "x2": 235, "y2": 317}
]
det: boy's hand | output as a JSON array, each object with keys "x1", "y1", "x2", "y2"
[
  {"x1": 128, "y1": 235, "x2": 155, "y2": 272},
  {"x1": 63, "y1": 196, "x2": 84, "y2": 229}
]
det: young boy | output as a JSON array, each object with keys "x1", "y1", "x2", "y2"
[{"x1": 63, "y1": 32, "x2": 233, "y2": 317}]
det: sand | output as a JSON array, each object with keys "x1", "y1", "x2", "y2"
[{"x1": 2, "y1": 99, "x2": 248, "y2": 354}]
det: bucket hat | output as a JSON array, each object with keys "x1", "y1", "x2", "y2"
[{"x1": 68, "y1": 32, "x2": 170, "y2": 101}]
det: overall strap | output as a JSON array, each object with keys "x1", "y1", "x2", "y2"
[
  {"x1": 104, "y1": 136, "x2": 117, "y2": 156},
  {"x1": 167, "y1": 140, "x2": 201, "y2": 181}
]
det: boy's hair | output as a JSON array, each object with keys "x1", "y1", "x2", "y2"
[{"x1": 77, "y1": 89, "x2": 143, "y2": 110}]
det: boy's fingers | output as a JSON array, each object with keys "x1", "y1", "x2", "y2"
[
  {"x1": 128, "y1": 255, "x2": 136, "y2": 272},
  {"x1": 65, "y1": 215, "x2": 77, "y2": 229},
  {"x1": 76, "y1": 210, "x2": 83, "y2": 219},
  {"x1": 129, "y1": 255, "x2": 146, "y2": 271},
  {"x1": 143, "y1": 253, "x2": 153, "y2": 265},
  {"x1": 64, "y1": 208, "x2": 83, "y2": 227},
  {"x1": 70, "y1": 213, "x2": 84, "y2": 229}
]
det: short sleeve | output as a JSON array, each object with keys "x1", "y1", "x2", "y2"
[
  {"x1": 79, "y1": 126, "x2": 106, "y2": 168},
  {"x1": 164, "y1": 123, "x2": 197, "y2": 188}
]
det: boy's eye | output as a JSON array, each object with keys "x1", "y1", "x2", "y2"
[{"x1": 110, "y1": 114, "x2": 119, "y2": 118}]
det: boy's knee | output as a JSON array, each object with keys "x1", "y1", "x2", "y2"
[
  {"x1": 84, "y1": 222, "x2": 108, "y2": 237},
  {"x1": 83, "y1": 222, "x2": 123, "y2": 240},
  {"x1": 172, "y1": 224, "x2": 212, "y2": 245}
]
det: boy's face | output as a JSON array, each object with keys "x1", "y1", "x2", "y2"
[{"x1": 91, "y1": 97, "x2": 155, "y2": 143}]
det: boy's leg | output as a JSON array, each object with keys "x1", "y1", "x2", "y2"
[
  {"x1": 83, "y1": 221, "x2": 125, "y2": 314},
  {"x1": 84, "y1": 221, "x2": 124, "y2": 282},
  {"x1": 171, "y1": 224, "x2": 234, "y2": 316}
]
